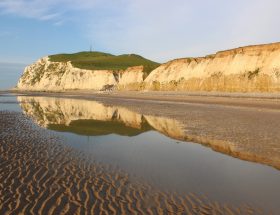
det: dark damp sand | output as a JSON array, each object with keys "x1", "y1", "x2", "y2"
[{"x1": 0, "y1": 111, "x2": 265, "y2": 215}]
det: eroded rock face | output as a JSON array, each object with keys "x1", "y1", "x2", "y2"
[
  {"x1": 118, "y1": 66, "x2": 144, "y2": 85},
  {"x1": 16, "y1": 57, "x2": 144, "y2": 91},
  {"x1": 17, "y1": 42, "x2": 280, "y2": 92},
  {"x1": 144, "y1": 42, "x2": 280, "y2": 92}
]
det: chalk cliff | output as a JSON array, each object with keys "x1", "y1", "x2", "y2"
[
  {"x1": 145, "y1": 42, "x2": 280, "y2": 92},
  {"x1": 16, "y1": 42, "x2": 280, "y2": 92},
  {"x1": 16, "y1": 57, "x2": 145, "y2": 91}
]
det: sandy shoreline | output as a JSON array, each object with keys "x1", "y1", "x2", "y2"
[
  {"x1": 5, "y1": 89, "x2": 280, "y2": 110},
  {"x1": 1, "y1": 91, "x2": 280, "y2": 214},
  {"x1": 5, "y1": 89, "x2": 280, "y2": 99},
  {"x1": 4, "y1": 90, "x2": 280, "y2": 171},
  {"x1": 0, "y1": 111, "x2": 265, "y2": 214}
]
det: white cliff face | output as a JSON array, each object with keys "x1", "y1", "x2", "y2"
[
  {"x1": 118, "y1": 66, "x2": 144, "y2": 86},
  {"x1": 144, "y1": 43, "x2": 280, "y2": 92},
  {"x1": 17, "y1": 57, "x2": 144, "y2": 91},
  {"x1": 17, "y1": 42, "x2": 280, "y2": 92}
]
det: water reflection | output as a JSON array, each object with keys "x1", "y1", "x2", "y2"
[
  {"x1": 17, "y1": 96, "x2": 185, "y2": 138},
  {"x1": 16, "y1": 96, "x2": 280, "y2": 213}
]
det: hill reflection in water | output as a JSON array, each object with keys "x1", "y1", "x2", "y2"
[
  {"x1": 48, "y1": 118, "x2": 153, "y2": 136},
  {"x1": 17, "y1": 96, "x2": 184, "y2": 138},
  {"x1": 15, "y1": 95, "x2": 280, "y2": 213}
]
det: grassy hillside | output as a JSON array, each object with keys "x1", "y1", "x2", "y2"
[{"x1": 49, "y1": 51, "x2": 160, "y2": 75}]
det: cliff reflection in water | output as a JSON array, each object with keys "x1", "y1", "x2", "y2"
[
  {"x1": 17, "y1": 96, "x2": 184, "y2": 139},
  {"x1": 14, "y1": 95, "x2": 280, "y2": 213}
]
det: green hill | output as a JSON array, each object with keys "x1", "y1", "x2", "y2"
[{"x1": 49, "y1": 51, "x2": 160, "y2": 76}]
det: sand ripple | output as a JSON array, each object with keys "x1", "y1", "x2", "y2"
[{"x1": 0, "y1": 111, "x2": 267, "y2": 215}]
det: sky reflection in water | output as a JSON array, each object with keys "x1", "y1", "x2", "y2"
[{"x1": 1, "y1": 95, "x2": 279, "y2": 212}]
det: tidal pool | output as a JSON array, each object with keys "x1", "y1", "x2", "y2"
[{"x1": 1, "y1": 95, "x2": 280, "y2": 213}]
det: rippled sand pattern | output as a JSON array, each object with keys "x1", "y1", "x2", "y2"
[{"x1": 0, "y1": 111, "x2": 266, "y2": 215}]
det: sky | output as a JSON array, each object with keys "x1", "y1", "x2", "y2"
[{"x1": 0, "y1": 0, "x2": 280, "y2": 64}]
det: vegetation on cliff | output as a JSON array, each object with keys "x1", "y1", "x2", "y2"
[
  {"x1": 17, "y1": 42, "x2": 280, "y2": 92},
  {"x1": 49, "y1": 51, "x2": 160, "y2": 75}
]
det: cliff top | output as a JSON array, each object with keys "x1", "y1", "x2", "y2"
[
  {"x1": 216, "y1": 42, "x2": 280, "y2": 57},
  {"x1": 49, "y1": 51, "x2": 160, "y2": 74},
  {"x1": 160, "y1": 42, "x2": 280, "y2": 65}
]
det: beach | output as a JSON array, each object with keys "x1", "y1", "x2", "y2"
[
  {"x1": 1, "y1": 91, "x2": 280, "y2": 214},
  {"x1": 9, "y1": 90, "x2": 280, "y2": 169},
  {"x1": 2, "y1": 1, "x2": 280, "y2": 214}
]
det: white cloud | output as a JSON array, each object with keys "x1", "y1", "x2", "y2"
[
  {"x1": 54, "y1": 20, "x2": 65, "y2": 26},
  {"x1": 0, "y1": 0, "x2": 99, "y2": 23},
  {"x1": 39, "y1": 13, "x2": 61, "y2": 21},
  {"x1": 228, "y1": 0, "x2": 280, "y2": 47},
  {"x1": 0, "y1": 31, "x2": 11, "y2": 37},
  {"x1": 0, "y1": 0, "x2": 54, "y2": 19},
  {"x1": 1, "y1": 0, "x2": 279, "y2": 62},
  {"x1": 86, "y1": 0, "x2": 280, "y2": 62}
]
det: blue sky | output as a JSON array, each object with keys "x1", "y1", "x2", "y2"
[{"x1": 0, "y1": 0, "x2": 280, "y2": 64}]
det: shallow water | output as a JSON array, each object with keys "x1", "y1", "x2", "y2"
[
  {"x1": 0, "y1": 94, "x2": 21, "y2": 111},
  {"x1": 1, "y1": 94, "x2": 280, "y2": 213}
]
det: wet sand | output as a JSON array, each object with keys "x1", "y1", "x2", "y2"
[
  {"x1": 71, "y1": 91, "x2": 280, "y2": 171},
  {"x1": 9, "y1": 90, "x2": 280, "y2": 170},
  {"x1": 0, "y1": 111, "x2": 267, "y2": 214}
]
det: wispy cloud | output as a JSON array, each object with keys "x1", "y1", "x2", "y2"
[
  {"x1": 0, "y1": 0, "x2": 55, "y2": 19},
  {"x1": 0, "y1": 30, "x2": 11, "y2": 37},
  {"x1": 54, "y1": 20, "x2": 65, "y2": 26},
  {"x1": 85, "y1": 0, "x2": 280, "y2": 61},
  {"x1": 39, "y1": 13, "x2": 61, "y2": 21},
  {"x1": 0, "y1": 0, "x2": 279, "y2": 62},
  {"x1": 0, "y1": 0, "x2": 98, "y2": 24}
]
